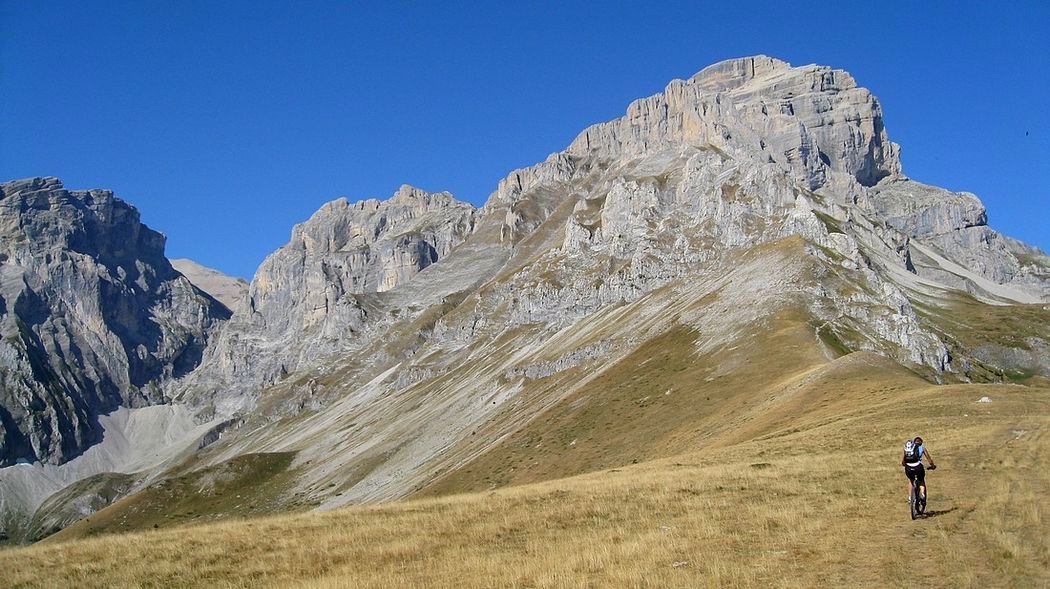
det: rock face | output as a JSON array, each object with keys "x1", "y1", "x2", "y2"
[
  {"x1": 0, "y1": 178, "x2": 229, "y2": 466},
  {"x1": 567, "y1": 55, "x2": 900, "y2": 192},
  {"x1": 170, "y1": 259, "x2": 248, "y2": 312},
  {"x1": 176, "y1": 184, "x2": 478, "y2": 414}
]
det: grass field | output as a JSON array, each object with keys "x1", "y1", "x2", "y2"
[{"x1": 2, "y1": 352, "x2": 1046, "y2": 588}]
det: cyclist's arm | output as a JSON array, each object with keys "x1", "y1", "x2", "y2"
[
  {"x1": 901, "y1": 452, "x2": 907, "y2": 467},
  {"x1": 923, "y1": 449, "x2": 936, "y2": 467}
]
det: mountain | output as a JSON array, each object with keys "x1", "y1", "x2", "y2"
[
  {"x1": 163, "y1": 54, "x2": 1046, "y2": 513},
  {"x1": 170, "y1": 259, "x2": 248, "y2": 312},
  {"x1": 1, "y1": 56, "x2": 1048, "y2": 544},
  {"x1": 173, "y1": 184, "x2": 479, "y2": 417},
  {"x1": 0, "y1": 177, "x2": 229, "y2": 468}
]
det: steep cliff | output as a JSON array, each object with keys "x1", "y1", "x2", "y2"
[
  {"x1": 176, "y1": 184, "x2": 478, "y2": 415},
  {"x1": 0, "y1": 177, "x2": 229, "y2": 466}
]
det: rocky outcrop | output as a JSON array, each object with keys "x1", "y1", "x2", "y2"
[
  {"x1": 177, "y1": 185, "x2": 478, "y2": 414},
  {"x1": 566, "y1": 55, "x2": 901, "y2": 193},
  {"x1": 170, "y1": 259, "x2": 248, "y2": 311},
  {"x1": 0, "y1": 177, "x2": 228, "y2": 466},
  {"x1": 869, "y1": 178, "x2": 1049, "y2": 299}
]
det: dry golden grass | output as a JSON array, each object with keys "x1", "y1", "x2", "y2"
[
  {"x1": 3, "y1": 371, "x2": 1047, "y2": 588},
  {"x1": 420, "y1": 311, "x2": 833, "y2": 496}
]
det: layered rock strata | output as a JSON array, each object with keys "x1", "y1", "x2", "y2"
[
  {"x1": 176, "y1": 184, "x2": 478, "y2": 415},
  {"x1": 0, "y1": 177, "x2": 229, "y2": 466}
]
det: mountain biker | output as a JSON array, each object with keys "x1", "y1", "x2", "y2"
[{"x1": 902, "y1": 436, "x2": 936, "y2": 504}]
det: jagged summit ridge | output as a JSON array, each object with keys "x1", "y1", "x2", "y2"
[
  {"x1": 175, "y1": 184, "x2": 478, "y2": 413},
  {"x1": 563, "y1": 55, "x2": 900, "y2": 192}
]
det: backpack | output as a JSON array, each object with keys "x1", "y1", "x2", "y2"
[{"x1": 903, "y1": 440, "x2": 920, "y2": 463}]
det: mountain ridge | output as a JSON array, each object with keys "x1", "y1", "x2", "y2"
[
  {"x1": 0, "y1": 177, "x2": 228, "y2": 467},
  {"x1": 1, "y1": 55, "x2": 1048, "y2": 544}
]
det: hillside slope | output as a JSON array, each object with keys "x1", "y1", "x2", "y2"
[{"x1": 5, "y1": 362, "x2": 1047, "y2": 588}]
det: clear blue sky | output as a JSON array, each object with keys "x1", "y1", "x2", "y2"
[{"x1": 2, "y1": 1, "x2": 1047, "y2": 279}]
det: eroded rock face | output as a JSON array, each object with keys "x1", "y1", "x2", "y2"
[
  {"x1": 566, "y1": 55, "x2": 901, "y2": 192},
  {"x1": 869, "y1": 178, "x2": 1048, "y2": 297},
  {"x1": 178, "y1": 184, "x2": 478, "y2": 414},
  {"x1": 0, "y1": 178, "x2": 229, "y2": 466}
]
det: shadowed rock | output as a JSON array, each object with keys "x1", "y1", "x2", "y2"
[{"x1": 0, "y1": 177, "x2": 229, "y2": 466}]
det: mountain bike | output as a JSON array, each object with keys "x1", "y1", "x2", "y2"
[{"x1": 910, "y1": 464, "x2": 936, "y2": 520}]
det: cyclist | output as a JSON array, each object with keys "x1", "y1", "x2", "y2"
[{"x1": 902, "y1": 436, "x2": 936, "y2": 505}]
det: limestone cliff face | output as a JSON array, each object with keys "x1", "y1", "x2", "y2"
[
  {"x1": 565, "y1": 55, "x2": 900, "y2": 192},
  {"x1": 868, "y1": 179, "x2": 1048, "y2": 293},
  {"x1": 178, "y1": 184, "x2": 478, "y2": 414},
  {"x1": 0, "y1": 178, "x2": 229, "y2": 466}
]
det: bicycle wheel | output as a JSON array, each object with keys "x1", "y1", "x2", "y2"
[{"x1": 910, "y1": 486, "x2": 919, "y2": 520}]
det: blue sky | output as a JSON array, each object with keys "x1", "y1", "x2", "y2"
[{"x1": 2, "y1": 1, "x2": 1047, "y2": 279}]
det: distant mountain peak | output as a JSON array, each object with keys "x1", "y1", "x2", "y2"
[{"x1": 170, "y1": 258, "x2": 248, "y2": 312}]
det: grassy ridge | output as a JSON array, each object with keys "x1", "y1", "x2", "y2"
[
  {"x1": 41, "y1": 452, "x2": 299, "y2": 542},
  {"x1": 419, "y1": 315, "x2": 828, "y2": 496},
  {"x1": 2, "y1": 368, "x2": 1046, "y2": 588}
]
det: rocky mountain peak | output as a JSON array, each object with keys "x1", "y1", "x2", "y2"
[
  {"x1": 176, "y1": 184, "x2": 479, "y2": 410},
  {"x1": 1, "y1": 177, "x2": 168, "y2": 265},
  {"x1": 290, "y1": 185, "x2": 475, "y2": 257},
  {"x1": 0, "y1": 177, "x2": 229, "y2": 466},
  {"x1": 0, "y1": 176, "x2": 64, "y2": 196},
  {"x1": 170, "y1": 259, "x2": 248, "y2": 312},
  {"x1": 687, "y1": 54, "x2": 792, "y2": 91},
  {"x1": 391, "y1": 184, "x2": 459, "y2": 209},
  {"x1": 564, "y1": 55, "x2": 899, "y2": 191},
  {"x1": 688, "y1": 55, "x2": 859, "y2": 96}
]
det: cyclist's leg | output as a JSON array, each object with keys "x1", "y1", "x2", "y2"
[{"x1": 916, "y1": 466, "x2": 927, "y2": 501}]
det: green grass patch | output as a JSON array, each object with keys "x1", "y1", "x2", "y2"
[
  {"x1": 814, "y1": 323, "x2": 853, "y2": 358},
  {"x1": 813, "y1": 210, "x2": 844, "y2": 234},
  {"x1": 46, "y1": 452, "x2": 300, "y2": 543}
]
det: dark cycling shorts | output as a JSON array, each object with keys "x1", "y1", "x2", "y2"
[{"x1": 905, "y1": 464, "x2": 925, "y2": 485}]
